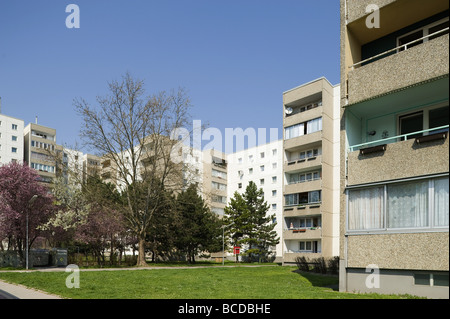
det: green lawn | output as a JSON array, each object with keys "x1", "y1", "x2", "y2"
[{"x1": 0, "y1": 266, "x2": 418, "y2": 299}]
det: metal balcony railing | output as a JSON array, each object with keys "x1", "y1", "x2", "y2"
[{"x1": 349, "y1": 27, "x2": 449, "y2": 70}]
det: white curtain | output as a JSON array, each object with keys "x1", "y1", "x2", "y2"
[
  {"x1": 307, "y1": 117, "x2": 322, "y2": 134},
  {"x1": 388, "y1": 181, "x2": 428, "y2": 228},
  {"x1": 348, "y1": 187, "x2": 384, "y2": 230},
  {"x1": 434, "y1": 177, "x2": 449, "y2": 227},
  {"x1": 285, "y1": 123, "x2": 304, "y2": 140}
]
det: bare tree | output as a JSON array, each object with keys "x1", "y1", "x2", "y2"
[{"x1": 74, "y1": 73, "x2": 192, "y2": 266}]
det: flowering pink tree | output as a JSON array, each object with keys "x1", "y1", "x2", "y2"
[{"x1": 0, "y1": 162, "x2": 55, "y2": 259}]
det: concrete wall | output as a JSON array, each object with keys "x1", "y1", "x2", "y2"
[
  {"x1": 346, "y1": 268, "x2": 449, "y2": 299},
  {"x1": 346, "y1": 232, "x2": 449, "y2": 270},
  {"x1": 347, "y1": 137, "x2": 449, "y2": 186}
]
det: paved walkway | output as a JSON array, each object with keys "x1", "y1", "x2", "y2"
[{"x1": 0, "y1": 279, "x2": 62, "y2": 299}]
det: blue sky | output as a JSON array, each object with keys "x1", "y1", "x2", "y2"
[{"x1": 0, "y1": 0, "x2": 340, "y2": 153}]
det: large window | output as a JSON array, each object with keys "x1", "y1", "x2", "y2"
[
  {"x1": 397, "y1": 18, "x2": 449, "y2": 52},
  {"x1": 285, "y1": 190, "x2": 321, "y2": 206},
  {"x1": 348, "y1": 176, "x2": 449, "y2": 231},
  {"x1": 285, "y1": 117, "x2": 322, "y2": 140},
  {"x1": 399, "y1": 105, "x2": 449, "y2": 139},
  {"x1": 348, "y1": 187, "x2": 384, "y2": 230},
  {"x1": 211, "y1": 181, "x2": 226, "y2": 191}
]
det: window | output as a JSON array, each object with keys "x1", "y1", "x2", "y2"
[
  {"x1": 272, "y1": 176, "x2": 277, "y2": 183},
  {"x1": 297, "y1": 148, "x2": 320, "y2": 160},
  {"x1": 398, "y1": 30, "x2": 424, "y2": 51},
  {"x1": 211, "y1": 181, "x2": 227, "y2": 191},
  {"x1": 12, "y1": 124, "x2": 18, "y2": 130},
  {"x1": 285, "y1": 123, "x2": 304, "y2": 140},
  {"x1": 260, "y1": 179, "x2": 264, "y2": 185},
  {"x1": 288, "y1": 171, "x2": 321, "y2": 184},
  {"x1": 309, "y1": 191, "x2": 321, "y2": 203},
  {"x1": 212, "y1": 195, "x2": 227, "y2": 204},
  {"x1": 398, "y1": 18, "x2": 449, "y2": 52},
  {"x1": 249, "y1": 168, "x2": 253, "y2": 174},
  {"x1": 388, "y1": 180, "x2": 428, "y2": 228},
  {"x1": 414, "y1": 273, "x2": 449, "y2": 287},
  {"x1": 238, "y1": 158, "x2": 242, "y2": 164},
  {"x1": 212, "y1": 169, "x2": 227, "y2": 179},
  {"x1": 272, "y1": 204, "x2": 277, "y2": 210},
  {"x1": 348, "y1": 177, "x2": 449, "y2": 231},
  {"x1": 414, "y1": 274, "x2": 430, "y2": 286},
  {"x1": 272, "y1": 190, "x2": 277, "y2": 197},
  {"x1": 12, "y1": 136, "x2": 17, "y2": 141},
  {"x1": 272, "y1": 149, "x2": 277, "y2": 156},
  {"x1": 11, "y1": 147, "x2": 17, "y2": 153},
  {"x1": 272, "y1": 163, "x2": 277, "y2": 169},
  {"x1": 429, "y1": 106, "x2": 449, "y2": 133},
  {"x1": 399, "y1": 111, "x2": 423, "y2": 139},
  {"x1": 285, "y1": 190, "x2": 321, "y2": 206},
  {"x1": 399, "y1": 105, "x2": 449, "y2": 138},
  {"x1": 285, "y1": 100, "x2": 322, "y2": 117},
  {"x1": 298, "y1": 240, "x2": 319, "y2": 253},
  {"x1": 299, "y1": 241, "x2": 312, "y2": 252},
  {"x1": 284, "y1": 117, "x2": 322, "y2": 140},
  {"x1": 260, "y1": 165, "x2": 264, "y2": 172},
  {"x1": 306, "y1": 118, "x2": 322, "y2": 134},
  {"x1": 434, "y1": 274, "x2": 449, "y2": 287},
  {"x1": 238, "y1": 183, "x2": 242, "y2": 189},
  {"x1": 260, "y1": 152, "x2": 265, "y2": 158}
]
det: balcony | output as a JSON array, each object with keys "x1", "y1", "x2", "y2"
[
  {"x1": 283, "y1": 252, "x2": 322, "y2": 264},
  {"x1": 347, "y1": 126, "x2": 449, "y2": 186},
  {"x1": 284, "y1": 131, "x2": 322, "y2": 151},
  {"x1": 284, "y1": 104, "x2": 322, "y2": 128},
  {"x1": 284, "y1": 154, "x2": 322, "y2": 173},
  {"x1": 284, "y1": 178, "x2": 321, "y2": 195},
  {"x1": 283, "y1": 203, "x2": 321, "y2": 218},
  {"x1": 283, "y1": 227, "x2": 322, "y2": 240},
  {"x1": 347, "y1": 32, "x2": 449, "y2": 105}
]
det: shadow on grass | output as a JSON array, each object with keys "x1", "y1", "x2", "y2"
[{"x1": 292, "y1": 269, "x2": 339, "y2": 291}]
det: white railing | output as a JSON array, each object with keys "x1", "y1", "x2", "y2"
[{"x1": 349, "y1": 27, "x2": 449, "y2": 70}]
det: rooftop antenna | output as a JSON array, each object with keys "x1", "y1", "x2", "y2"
[{"x1": 35, "y1": 116, "x2": 38, "y2": 124}]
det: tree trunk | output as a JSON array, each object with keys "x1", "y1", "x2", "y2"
[{"x1": 136, "y1": 237, "x2": 148, "y2": 267}]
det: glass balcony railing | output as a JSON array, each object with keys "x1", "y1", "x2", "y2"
[{"x1": 349, "y1": 125, "x2": 449, "y2": 152}]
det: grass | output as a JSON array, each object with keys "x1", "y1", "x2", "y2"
[{"x1": 0, "y1": 265, "x2": 419, "y2": 299}]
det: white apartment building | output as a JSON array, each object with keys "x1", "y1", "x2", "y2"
[
  {"x1": 226, "y1": 139, "x2": 284, "y2": 262},
  {"x1": 0, "y1": 114, "x2": 24, "y2": 166}
]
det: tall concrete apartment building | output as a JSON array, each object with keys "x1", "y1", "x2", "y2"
[
  {"x1": 227, "y1": 140, "x2": 284, "y2": 262},
  {"x1": 23, "y1": 122, "x2": 57, "y2": 184},
  {"x1": 339, "y1": 0, "x2": 449, "y2": 298},
  {"x1": 282, "y1": 77, "x2": 340, "y2": 264},
  {"x1": 0, "y1": 113, "x2": 24, "y2": 165},
  {"x1": 201, "y1": 149, "x2": 228, "y2": 217}
]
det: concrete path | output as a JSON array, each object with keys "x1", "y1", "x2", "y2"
[{"x1": 0, "y1": 279, "x2": 62, "y2": 299}]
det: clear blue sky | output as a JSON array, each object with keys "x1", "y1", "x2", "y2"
[{"x1": 0, "y1": 0, "x2": 340, "y2": 153}]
